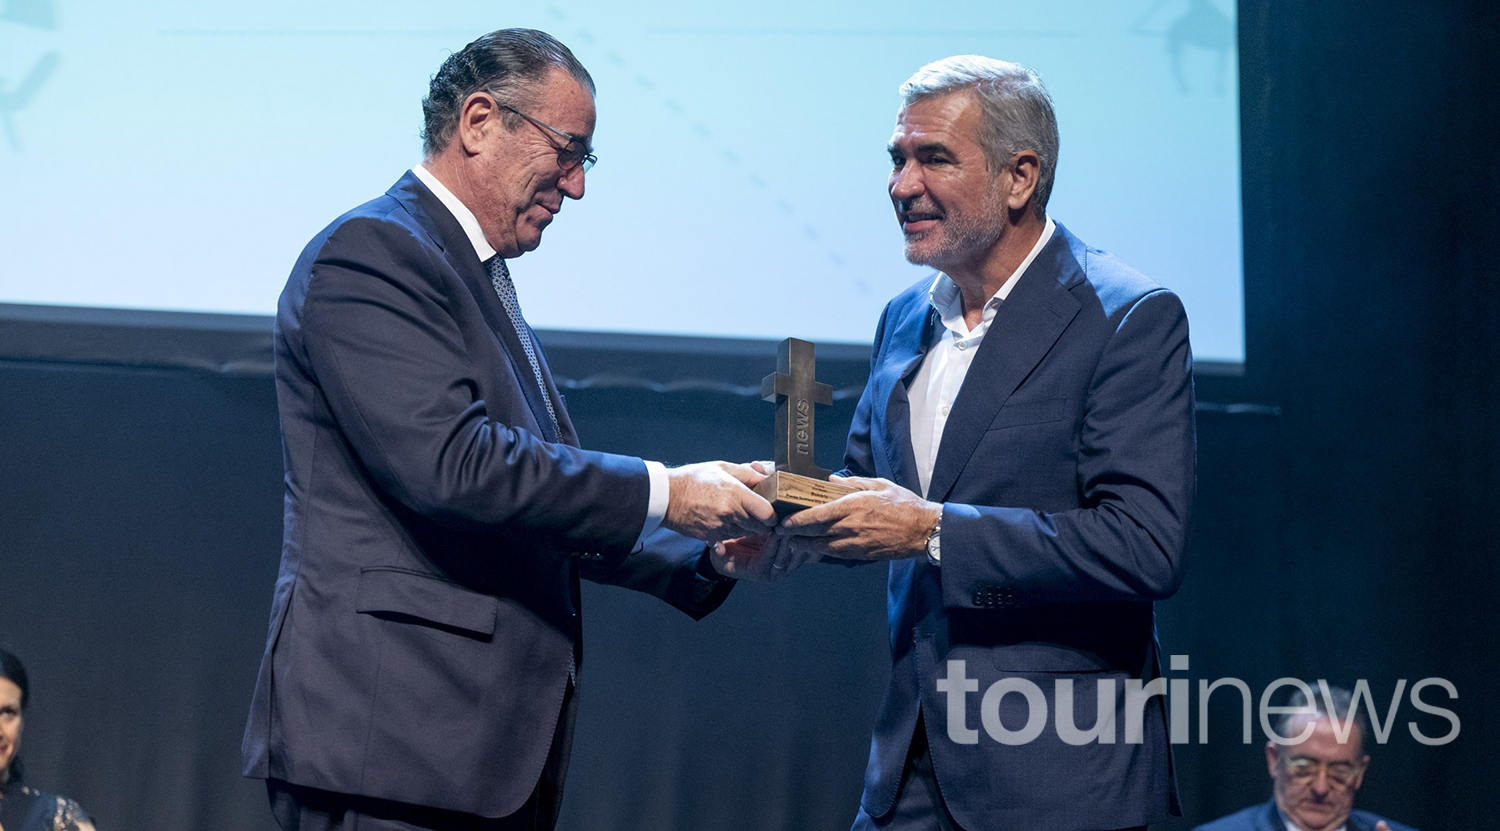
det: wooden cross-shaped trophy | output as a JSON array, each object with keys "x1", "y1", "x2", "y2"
[{"x1": 753, "y1": 338, "x2": 857, "y2": 517}]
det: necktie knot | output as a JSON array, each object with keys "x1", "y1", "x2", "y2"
[{"x1": 486, "y1": 254, "x2": 510, "y2": 282}]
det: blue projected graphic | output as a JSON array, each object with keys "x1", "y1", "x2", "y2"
[
  {"x1": 0, "y1": 0, "x2": 59, "y2": 149},
  {"x1": 0, "y1": 1, "x2": 1243, "y2": 361}
]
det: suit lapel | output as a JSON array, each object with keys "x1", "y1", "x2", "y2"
[
  {"x1": 925, "y1": 229, "x2": 1082, "y2": 503},
  {"x1": 391, "y1": 173, "x2": 564, "y2": 444},
  {"x1": 1262, "y1": 801, "x2": 1289, "y2": 831},
  {"x1": 874, "y1": 297, "x2": 935, "y2": 490}
]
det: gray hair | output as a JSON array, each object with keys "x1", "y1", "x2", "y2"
[
  {"x1": 899, "y1": 55, "x2": 1059, "y2": 219},
  {"x1": 421, "y1": 28, "x2": 595, "y2": 158},
  {"x1": 1273, "y1": 684, "x2": 1371, "y2": 756}
]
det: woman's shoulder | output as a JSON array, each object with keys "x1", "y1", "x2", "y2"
[
  {"x1": 48, "y1": 791, "x2": 97, "y2": 831},
  {"x1": 5, "y1": 784, "x2": 97, "y2": 831}
]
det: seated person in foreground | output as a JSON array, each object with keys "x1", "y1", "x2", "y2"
[
  {"x1": 1193, "y1": 684, "x2": 1415, "y2": 831},
  {"x1": 0, "y1": 649, "x2": 96, "y2": 831}
]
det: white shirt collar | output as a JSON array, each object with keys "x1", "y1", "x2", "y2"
[
  {"x1": 412, "y1": 164, "x2": 497, "y2": 262},
  {"x1": 928, "y1": 215, "x2": 1056, "y2": 336}
]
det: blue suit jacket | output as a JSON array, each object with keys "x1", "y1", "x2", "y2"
[
  {"x1": 241, "y1": 173, "x2": 729, "y2": 818},
  {"x1": 1192, "y1": 799, "x2": 1419, "y2": 831},
  {"x1": 844, "y1": 224, "x2": 1196, "y2": 829}
]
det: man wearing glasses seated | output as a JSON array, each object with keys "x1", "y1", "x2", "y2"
[{"x1": 1192, "y1": 685, "x2": 1417, "y2": 831}]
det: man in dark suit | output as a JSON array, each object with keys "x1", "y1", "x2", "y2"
[
  {"x1": 1193, "y1": 685, "x2": 1417, "y2": 831},
  {"x1": 241, "y1": 29, "x2": 777, "y2": 831},
  {"x1": 772, "y1": 56, "x2": 1196, "y2": 829}
]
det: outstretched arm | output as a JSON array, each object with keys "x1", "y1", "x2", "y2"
[{"x1": 778, "y1": 289, "x2": 1195, "y2": 608}]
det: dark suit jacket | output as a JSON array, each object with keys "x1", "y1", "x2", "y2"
[
  {"x1": 844, "y1": 223, "x2": 1196, "y2": 829},
  {"x1": 1192, "y1": 799, "x2": 1419, "y2": 831},
  {"x1": 241, "y1": 172, "x2": 730, "y2": 818}
]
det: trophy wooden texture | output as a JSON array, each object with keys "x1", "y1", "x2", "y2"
[
  {"x1": 754, "y1": 470, "x2": 857, "y2": 517},
  {"x1": 752, "y1": 338, "x2": 856, "y2": 517}
]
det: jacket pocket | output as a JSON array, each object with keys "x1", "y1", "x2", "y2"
[
  {"x1": 986, "y1": 396, "x2": 1069, "y2": 430},
  {"x1": 355, "y1": 566, "x2": 499, "y2": 638}
]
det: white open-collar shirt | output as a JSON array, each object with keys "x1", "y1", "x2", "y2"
[{"x1": 908, "y1": 216, "x2": 1056, "y2": 499}]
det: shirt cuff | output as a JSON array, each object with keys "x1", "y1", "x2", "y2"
[{"x1": 635, "y1": 460, "x2": 670, "y2": 547}]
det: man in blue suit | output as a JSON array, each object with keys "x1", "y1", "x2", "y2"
[
  {"x1": 1193, "y1": 686, "x2": 1418, "y2": 831},
  {"x1": 774, "y1": 56, "x2": 1196, "y2": 829},
  {"x1": 241, "y1": 29, "x2": 777, "y2": 831}
]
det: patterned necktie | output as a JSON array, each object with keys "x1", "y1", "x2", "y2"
[{"x1": 485, "y1": 255, "x2": 562, "y2": 442}]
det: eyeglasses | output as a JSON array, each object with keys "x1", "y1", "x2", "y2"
[
  {"x1": 1283, "y1": 757, "x2": 1364, "y2": 789},
  {"x1": 486, "y1": 93, "x2": 597, "y2": 173}
]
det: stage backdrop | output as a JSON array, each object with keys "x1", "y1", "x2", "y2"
[
  {"x1": 2, "y1": 0, "x2": 1497, "y2": 829},
  {"x1": 0, "y1": 0, "x2": 1245, "y2": 361}
]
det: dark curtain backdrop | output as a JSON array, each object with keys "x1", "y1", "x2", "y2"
[{"x1": 3, "y1": 1, "x2": 1498, "y2": 828}]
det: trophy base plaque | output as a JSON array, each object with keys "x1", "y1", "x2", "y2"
[{"x1": 754, "y1": 470, "x2": 858, "y2": 518}]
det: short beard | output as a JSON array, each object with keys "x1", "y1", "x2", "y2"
[{"x1": 902, "y1": 189, "x2": 1007, "y2": 270}]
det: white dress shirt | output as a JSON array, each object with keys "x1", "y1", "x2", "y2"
[
  {"x1": 411, "y1": 165, "x2": 669, "y2": 544},
  {"x1": 908, "y1": 216, "x2": 1056, "y2": 499}
]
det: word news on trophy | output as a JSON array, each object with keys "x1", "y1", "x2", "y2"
[{"x1": 753, "y1": 337, "x2": 856, "y2": 517}]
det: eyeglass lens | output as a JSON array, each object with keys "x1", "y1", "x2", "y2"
[{"x1": 1286, "y1": 758, "x2": 1358, "y2": 786}]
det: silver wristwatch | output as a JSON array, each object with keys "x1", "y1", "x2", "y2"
[{"x1": 925, "y1": 516, "x2": 942, "y2": 566}]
